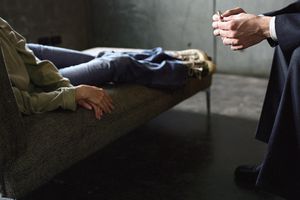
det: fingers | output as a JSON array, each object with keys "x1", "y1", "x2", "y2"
[
  {"x1": 102, "y1": 96, "x2": 114, "y2": 113},
  {"x1": 221, "y1": 37, "x2": 246, "y2": 49},
  {"x1": 212, "y1": 20, "x2": 236, "y2": 31},
  {"x1": 78, "y1": 100, "x2": 93, "y2": 110},
  {"x1": 213, "y1": 28, "x2": 220, "y2": 37},
  {"x1": 75, "y1": 85, "x2": 116, "y2": 119},
  {"x1": 103, "y1": 90, "x2": 114, "y2": 110},
  {"x1": 83, "y1": 87, "x2": 114, "y2": 114},
  {"x1": 231, "y1": 45, "x2": 244, "y2": 51},
  {"x1": 90, "y1": 102, "x2": 103, "y2": 120},
  {"x1": 222, "y1": 7, "x2": 246, "y2": 17},
  {"x1": 98, "y1": 98, "x2": 112, "y2": 114},
  {"x1": 212, "y1": 7, "x2": 246, "y2": 30},
  {"x1": 222, "y1": 37, "x2": 239, "y2": 46},
  {"x1": 212, "y1": 14, "x2": 222, "y2": 22},
  {"x1": 214, "y1": 29, "x2": 239, "y2": 41},
  {"x1": 97, "y1": 90, "x2": 114, "y2": 114},
  {"x1": 78, "y1": 100, "x2": 103, "y2": 120},
  {"x1": 212, "y1": 20, "x2": 218, "y2": 29}
]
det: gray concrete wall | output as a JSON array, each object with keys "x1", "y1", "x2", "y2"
[
  {"x1": 90, "y1": 0, "x2": 214, "y2": 57},
  {"x1": 90, "y1": 0, "x2": 295, "y2": 77},
  {"x1": 0, "y1": 0, "x2": 90, "y2": 50},
  {"x1": 1, "y1": 0, "x2": 295, "y2": 76}
]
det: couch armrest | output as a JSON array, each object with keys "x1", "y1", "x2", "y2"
[{"x1": 0, "y1": 44, "x2": 26, "y2": 195}]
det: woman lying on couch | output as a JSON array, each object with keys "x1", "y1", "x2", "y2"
[{"x1": 0, "y1": 17, "x2": 215, "y2": 119}]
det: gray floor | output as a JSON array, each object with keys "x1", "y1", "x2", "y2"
[
  {"x1": 22, "y1": 74, "x2": 285, "y2": 200},
  {"x1": 175, "y1": 74, "x2": 268, "y2": 120}
]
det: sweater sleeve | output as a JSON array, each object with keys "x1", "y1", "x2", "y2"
[
  {"x1": 12, "y1": 86, "x2": 77, "y2": 115},
  {"x1": 15, "y1": 35, "x2": 74, "y2": 91},
  {"x1": 1, "y1": 18, "x2": 74, "y2": 90},
  {"x1": 26, "y1": 57, "x2": 74, "y2": 91},
  {"x1": 0, "y1": 17, "x2": 78, "y2": 114},
  {"x1": 13, "y1": 34, "x2": 78, "y2": 114}
]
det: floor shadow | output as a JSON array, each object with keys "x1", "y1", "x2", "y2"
[{"x1": 21, "y1": 110, "x2": 283, "y2": 200}]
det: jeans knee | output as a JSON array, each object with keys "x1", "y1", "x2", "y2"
[{"x1": 112, "y1": 56, "x2": 134, "y2": 70}]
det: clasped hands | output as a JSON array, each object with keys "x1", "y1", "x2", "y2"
[
  {"x1": 212, "y1": 7, "x2": 272, "y2": 50},
  {"x1": 75, "y1": 85, "x2": 114, "y2": 120}
]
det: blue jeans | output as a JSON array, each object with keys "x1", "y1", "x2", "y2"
[{"x1": 27, "y1": 44, "x2": 188, "y2": 89}]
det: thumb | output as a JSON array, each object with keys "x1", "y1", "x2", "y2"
[{"x1": 222, "y1": 7, "x2": 246, "y2": 17}]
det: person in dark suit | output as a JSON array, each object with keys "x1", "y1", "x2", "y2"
[{"x1": 212, "y1": 1, "x2": 300, "y2": 199}]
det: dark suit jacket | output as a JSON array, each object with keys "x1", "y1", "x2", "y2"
[{"x1": 264, "y1": 1, "x2": 300, "y2": 57}]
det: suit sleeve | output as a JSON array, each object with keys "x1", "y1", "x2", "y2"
[
  {"x1": 264, "y1": 1, "x2": 300, "y2": 16},
  {"x1": 264, "y1": 1, "x2": 300, "y2": 54},
  {"x1": 274, "y1": 14, "x2": 300, "y2": 57}
]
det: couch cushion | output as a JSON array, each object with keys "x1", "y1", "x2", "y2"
[{"x1": 5, "y1": 76, "x2": 211, "y2": 198}]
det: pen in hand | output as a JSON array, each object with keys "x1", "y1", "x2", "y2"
[
  {"x1": 215, "y1": 10, "x2": 244, "y2": 51},
  {"x1": 217, "y1": 10, "x2": 224, "y2": 21}
]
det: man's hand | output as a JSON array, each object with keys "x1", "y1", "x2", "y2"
[
  {"x1": 212, "y1": 7, "x2": 271, "y2": 50},
  {"x1": 75, "y1": 85, "x2": 114, "y2": 120}
]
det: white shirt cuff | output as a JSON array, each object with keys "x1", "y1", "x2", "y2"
[{"x1": 269, "y1": 16, "x2": 278, "y2": 42}]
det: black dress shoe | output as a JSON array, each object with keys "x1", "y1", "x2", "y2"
[{"x1": 234, "y1": 165, "x2": 260, "y2": 189}]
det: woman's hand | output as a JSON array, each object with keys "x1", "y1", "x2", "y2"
[
  {"x1": 212, "y1": 7, "x2": 271, "y2": 50},
  {"x1": 75, "y1": 85, "x2": 114, "y2": 120}
]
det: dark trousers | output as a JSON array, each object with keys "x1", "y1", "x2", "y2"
[
  {"x1": 256, "y1": 46, "x2": 300, "y2": 199},
  {"x1": 27, "y1": 44, "x2": 188, "y2": 89}
]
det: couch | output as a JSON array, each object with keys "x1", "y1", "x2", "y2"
[{"x1": 0, "y1": 47, "x2": 213, "y2": 199}]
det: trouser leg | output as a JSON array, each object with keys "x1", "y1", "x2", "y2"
[
  {"x1": 256, "y1": 47, "x2": 289, "y2": 142},
  {"x1": 60, "y1": 48, "x2": 188, "y2": 89},
  {"x1": 103, "y1": 48, "x2": 188, "y2": 89},
  {"x1": 98, "y1": 47, "x2": 177, "y2": 63},
  {"x1": 59, "y1": 58, "x2": 115, "y2": 86},
  {"x1": 27, "y1": 43, "x2": 95, "y2": 68},
  {"x1": 256, "y1": 46, "x2": 300, "y2": 199}
]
